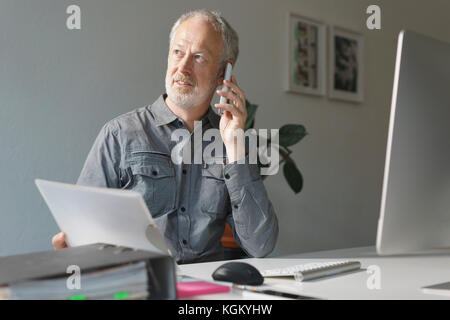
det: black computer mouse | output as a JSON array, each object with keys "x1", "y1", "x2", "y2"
[{"x1": 212, "y1": 262, "x2": 264, "y2": 286}]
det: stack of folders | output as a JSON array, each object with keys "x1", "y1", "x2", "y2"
[
  {"x1": 0, "y1": 243, "x2": 176, "y2": 300},
  {"x1": 1, "y1": 262, "x2": 148, "y2": 300}
]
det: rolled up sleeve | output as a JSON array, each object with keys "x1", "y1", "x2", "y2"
[{"x1": 224, "y1": 161, "x2": 279, "y2": 258}]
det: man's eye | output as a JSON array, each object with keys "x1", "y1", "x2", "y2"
[
  {"x1": 194, "y1": 55, "x2": 203, "y2": 61},
  {"x1": 174, "y1": 50, "x2": 182, "y2": 56}
]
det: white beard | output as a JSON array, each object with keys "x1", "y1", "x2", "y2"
[{"x1": 165, "y1": 72, "x2": 217, "y2": 109}]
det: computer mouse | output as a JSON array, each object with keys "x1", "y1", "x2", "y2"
[{"x1": 212, "y1": 262, "x2": 264, "y2": 286}]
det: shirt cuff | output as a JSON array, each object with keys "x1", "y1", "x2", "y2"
[{"x1": 223, "y1": 160, "x2": 261, "y2": 199}]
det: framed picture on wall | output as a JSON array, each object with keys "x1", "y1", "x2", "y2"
[
  {"x1": 329, "y1": 26, "x2": 364, "y2": 103},
  {"x1": 286, "y1": 12, "x2": 326, "y2": 96}
]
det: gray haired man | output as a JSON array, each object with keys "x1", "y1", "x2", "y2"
[{"x1": 52, "y1": 9, "x2": 278, "y2": 264}]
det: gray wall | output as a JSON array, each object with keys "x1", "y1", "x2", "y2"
[{"x1": 1, "y1": 0, "x2": 449, "y2": 257}]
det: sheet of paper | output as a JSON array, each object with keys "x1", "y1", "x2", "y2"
[{"x1": 35, "y1": 179, "x2": 170, "y2": 255}]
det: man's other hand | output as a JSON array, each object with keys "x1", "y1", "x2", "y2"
[{"x1": 52, "y1": 232, "x2": 68, "y2": 250}]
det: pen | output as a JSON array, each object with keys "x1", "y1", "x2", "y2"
[{"x1": 232, "y1": 284, "x2": 318, "y2": 300}]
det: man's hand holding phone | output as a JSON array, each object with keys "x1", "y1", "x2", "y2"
[{"x1": 215, "y1": 63, "x2": 247, "y2": 163}]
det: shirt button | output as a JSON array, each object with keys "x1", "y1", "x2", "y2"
[
  {"x1": 152, "y1": 170, "x2": 158, "y2": 176},
  {"x1": 233, "y1": 204, "x2": 239, "y2": 209},
  {"x1": 180, "y1": 207, "x2": 186, "y2": 212},
  {"x1": 182, "y1": 169, "x2": 187, "y2": 174},
  {"x1": 182, "y1": 239, "x2": 187, "y2": 245},
  {"x1": 224, "y1": 173, "x2": 230, "y2": 179},
  {"x1": 177, "y1": 120, "x2": 183, "y2": 127}
]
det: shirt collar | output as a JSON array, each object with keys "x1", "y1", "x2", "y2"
[
  {"x1": 151, "y1": 93, "x2": 221, "y2": 129},
  {"x1": 151, "y1": 94, "x2": 178, "y2": 127}
]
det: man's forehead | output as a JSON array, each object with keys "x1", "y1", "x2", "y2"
[{"x1": 172, "y1": 17, "x2": 222, "y2": 55}]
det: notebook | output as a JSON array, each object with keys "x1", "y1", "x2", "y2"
[{"x1": 176, "y1": 280, "x2": 230, "y2": 298}]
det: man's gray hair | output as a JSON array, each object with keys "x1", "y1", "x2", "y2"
[{"x1": 169, "y1": 9, "x2": 239, "y2": 67}]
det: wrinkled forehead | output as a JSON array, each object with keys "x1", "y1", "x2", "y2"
[{"x1": 171, "y1": 17, "x2": 223, "y2": 59}]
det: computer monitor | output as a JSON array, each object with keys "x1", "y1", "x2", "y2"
[{"x1": 376, "y1": 30, "x2": 450, "y2": 255}]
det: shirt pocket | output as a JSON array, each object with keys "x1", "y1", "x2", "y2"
[
  {"x1": 200, "y1": 163, "x2": 229, "y2": 218},
  {"x1": 127, "y1": 151, "x2": 176, "y2": 218}
]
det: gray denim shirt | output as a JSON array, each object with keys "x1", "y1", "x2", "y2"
[{"x1": 77, "y1": 94, "x2": 278, "y2": 264}]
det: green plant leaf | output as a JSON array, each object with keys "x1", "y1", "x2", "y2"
[
  {"x1": 283, "y1": 160, "x2": 303, "y2": 194},
  {"x1": 245, "y1": 99, "x2": 258, "y2": 130},
  {"x1": 279, "y1": 124, "x2": 307, "y2": 147}
]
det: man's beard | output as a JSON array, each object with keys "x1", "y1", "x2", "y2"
[{"x1": 165, "y1": 72, "x2": 218, "y2": 109}]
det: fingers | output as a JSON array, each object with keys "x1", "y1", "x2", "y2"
[
  {"x1": 215, "y1": 76, "x2": 247, "y2": 127},
  {"x1": 222, "y1": 78, "x2": 245, "y2": 103},
  {"x1": 230, "y1": 76, "x2": 245, "y2": 99},
  {"x1": 216, "y1": 89, "x2": 243, "y2": 110},
  {"x1": 214, "y1": 102, "x2": 242, "y2": 118},
  {"x1": 228, "y1": 76, "x2": 243, "y2": 94},
  {"x1": 52, "y1": 232, "x2": 68, "y2": 250}
]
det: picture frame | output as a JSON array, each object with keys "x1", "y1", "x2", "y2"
[
  {"x1": 328, "y1": 26, "x2": 364, "y2": 103},
  {"x1": 286, "y1": 12, "x2": 327, "y2": 96}
]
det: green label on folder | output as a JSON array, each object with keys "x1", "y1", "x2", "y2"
[
  {"x1": 69, "y1": 294, "x2": 86, "y2": 300},
  {"x1": 114, "y1": 292, "x2": 130, "y2": 300}
]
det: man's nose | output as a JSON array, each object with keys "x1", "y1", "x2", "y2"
[{"x1": 178, "y1": 55, "x2": 193, "y2": 75}]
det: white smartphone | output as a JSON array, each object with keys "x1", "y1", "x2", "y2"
[{"x1": 217, "y1": 62, "x2": 233, "y2": 114}]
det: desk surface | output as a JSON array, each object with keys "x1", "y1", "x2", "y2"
[{"x1": 178, "y1": 246, "x2": 450, "y2": 300}]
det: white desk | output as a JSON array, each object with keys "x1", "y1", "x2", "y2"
[{"x1": 178, "y1": 246, "x2": 450, "y2": 300}]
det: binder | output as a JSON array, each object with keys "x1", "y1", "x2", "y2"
[{"x1": 0, "y1": 243, "x2": 176, "y2": 300}]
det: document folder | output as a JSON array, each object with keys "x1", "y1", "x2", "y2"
[{"x1": 0, "y1": 243, "x2": 176, "y2": 300}]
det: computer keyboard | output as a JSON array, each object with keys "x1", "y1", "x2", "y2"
[{"x1": 261, "y1": 260, "x2": 361, "y2": 281}]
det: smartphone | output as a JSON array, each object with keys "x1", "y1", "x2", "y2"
[{"x1": 217, "y1": 62, "x2": 233, "y2": 115}]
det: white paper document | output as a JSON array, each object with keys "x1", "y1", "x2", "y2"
[{"x1": 35, "y1": 179, "x2": 170, "y2": 255}]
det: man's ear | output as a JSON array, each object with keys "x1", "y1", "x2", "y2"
[
  {"x1": 216, "y1": 60, "x2": 233, "y2": 86},
  {"x1": 216, "y1": 65, "x2": 225, "y2": 86},
  {"x1": 216, "y1": 74, "x2": 224, "y2": 87}
]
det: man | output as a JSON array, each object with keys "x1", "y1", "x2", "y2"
[{"x1": 52, "y1": 9, "x2": 278, "y2": 264}]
